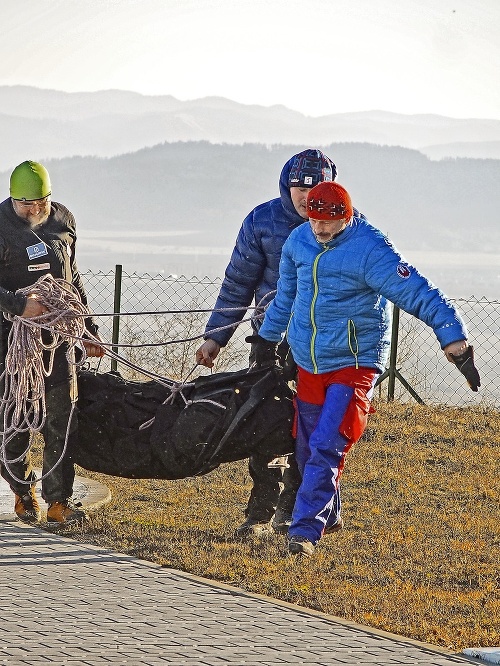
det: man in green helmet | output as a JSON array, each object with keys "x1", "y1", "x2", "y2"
[{"x1": 0, "y1": 160, "x2": 103, "y2": 526}]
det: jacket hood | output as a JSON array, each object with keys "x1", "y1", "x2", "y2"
[
  {"x1": 279, "y1": 150, "x2": 337, "y2": 227},
  {"x1": 279, "y1": 156, "x2": 305, "y2": 226}
]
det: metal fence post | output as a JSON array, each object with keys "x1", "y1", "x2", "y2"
[
  {"x1": 111, "y1": 264, "x2": 122, "y2": 372},
  {"x1": 82, "y1": 270, "x2": 499, "y2": 406},
  {"x1": 374, "y1": 304, "x2": 424, "y2": 404},
  {"x1": 387, "y1": 305, "x2": 400, "y2": 400}
]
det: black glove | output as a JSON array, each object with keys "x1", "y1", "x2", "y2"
[
  {"x1": 450, "y1": 345, "x2": 481, "y2": 392},
  {"x1": 278, "y1": 342, "x2": 298, "y2": 382},
  {"x1": 245, "y1": 334, "x2": 281, "y2": 370}
]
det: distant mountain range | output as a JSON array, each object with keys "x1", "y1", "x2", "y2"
[
  {"x1": 2, "y1": 86, "x2": 500, "y2": 171},
  {"x1": 0, "y1": 87, "x2": 498, "y2": 297}
]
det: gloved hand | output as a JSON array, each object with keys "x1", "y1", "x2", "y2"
[
  {"x1": 276, "y1": 340, "x2": 298, "y2": 381},
  {"x1": 449, "y1": 345, "x2": 481, "y2": 392},
  {"x1": 245, "y1": 334, "x2": 281, "y2": 370}
]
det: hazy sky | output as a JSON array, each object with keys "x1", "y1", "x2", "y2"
[{"x1": 2, "y1": 0, "x2": 499, "y2": 119}]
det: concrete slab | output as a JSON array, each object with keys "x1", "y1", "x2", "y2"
[
  {"x1": 0, "y1": 469, "x2": 111, "y2": 519},
  {"x1": 463, "y1": 649, "x2": 500, "y2": 664}
]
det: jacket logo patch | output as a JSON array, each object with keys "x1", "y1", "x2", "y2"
[
  {"x1": 396, "y1": 263, "x2": 411, "y2": 279},
  {"x1": 26, "y1": 242, "x2": 48, "y2": 260},
  {"x1": 28, "y1": 262, "x2": 51, "y2": 272}
]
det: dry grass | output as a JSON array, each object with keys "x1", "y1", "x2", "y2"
[{"x1": 45, "y1": 400, "x2": 499, "y2": 650}]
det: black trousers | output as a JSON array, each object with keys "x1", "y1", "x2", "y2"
[
  {"x1": 245, "y1": 453, "x2": 302, "y2": 521},
  {"x1": 0, "y1": 345, "x2": 78, "y2": 503},
  {"x1": 245, "y1": 339, "x2": 301, "y2": 521}
]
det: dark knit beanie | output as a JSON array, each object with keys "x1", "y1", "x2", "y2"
[{"x1": 287, "y1": 149, "x2": 336, "y2": 188}]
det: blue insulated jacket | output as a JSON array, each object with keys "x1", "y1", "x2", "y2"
[
  {"x1": 204, "y1": 153, "x2": 358, "y2": 346},
  {"x1": 203, "y1": 156, "x2": 306, "y2": 346},
  {"x1": 258, "y1": 217, "x2": 468, "y2": 374}
]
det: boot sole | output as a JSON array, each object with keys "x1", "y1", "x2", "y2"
[
  {"x1": 324, "y1": 517, "x2": 344, "y2": 535},
  {"x1": 288, "y1": 543, "x2": 314, "y2": 556},
  {"x1": 46, "y1": 515, "x2": 87, "y2": 528},
  {"x1": 235, "y1": 528, "x2": 274, "y2": 538},
  {"x1": 16, "y1": 514, "x2": 41, "y2": 524}
]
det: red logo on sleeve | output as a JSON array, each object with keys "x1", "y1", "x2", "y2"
[{"x1": 396, "y1": 263, "x2": 411, "y2": 279}]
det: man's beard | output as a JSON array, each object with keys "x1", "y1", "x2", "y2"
[{"x1": 28, "y1": 211, "x2": 50, "y2": 228}]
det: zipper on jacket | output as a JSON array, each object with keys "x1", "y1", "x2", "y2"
[
  {"x1": 348, "y1": 319, "x2": 359, "y2": 369},
  {"x1": 310, "y1": 246, "x2": 331, "y2": 373},
  {"x1": 285, "y1": 311, "x2": 294, "y2": 340}
]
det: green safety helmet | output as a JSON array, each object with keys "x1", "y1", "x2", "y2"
[{"x1": 10, "y1": 160, "x2": 52, "y2": 201}]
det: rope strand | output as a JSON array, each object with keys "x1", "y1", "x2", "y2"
[
  {"x1": 0, "y1": 275, "x2": 269, "y2": 485},
  {"x1": 0, "y1": 275, "x2": 91, "y2": 485}
]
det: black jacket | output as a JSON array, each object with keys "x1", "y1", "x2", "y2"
[{"x1": 0, "y1": 198, "x2": 97, "y2": 350}]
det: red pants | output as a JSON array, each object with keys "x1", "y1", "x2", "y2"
[{"x1": 290, "y1": 366, "x2": 377, "y2": 544}]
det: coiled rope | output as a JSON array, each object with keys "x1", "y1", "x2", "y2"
[
  {"x1": 0, "y1": 274, "x2": 274, "y2": 485},
  {"x1": 0, "y1": 274, "x2": 91, "y2": 484}
]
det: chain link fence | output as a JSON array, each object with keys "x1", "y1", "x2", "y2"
[
  {"x1": 81, "y1": 267, "x2": 500, "y2": 407},
  {"x1": 81, "y1": 269, "x2": 252, "y2": 382},
  {"x1": 380, "y1": 299, "x2": 499, "y2": 407}
]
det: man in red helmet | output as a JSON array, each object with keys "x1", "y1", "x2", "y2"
[{"x1": 254, "y1": 181, "x2": 480, "y2": 556}]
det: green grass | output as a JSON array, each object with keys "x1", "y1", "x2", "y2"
[{"x1": 42, "y1": 400, "x2": 500, "y2": 651}]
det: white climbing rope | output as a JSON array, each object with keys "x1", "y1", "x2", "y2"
[
  {"x1": 0, "y1": 275, "x2": 271, "y2": 484},
  {"x1": 0, "y1": 274, "x2": 91, "y2": 485}
]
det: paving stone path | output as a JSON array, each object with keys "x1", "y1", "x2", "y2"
[{"x1": 0, "y1": 510, "x2": 484, "y2": 666}]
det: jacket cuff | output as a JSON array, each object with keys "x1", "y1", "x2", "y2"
[
  {"x1": 436, "y1": 322, "x2": 468, "y2": 350},
  {"x1": 4, "y1": 293, "x2": 28, "y2": 317},
  {"x1": 204, "y1": 328, "x2": 233, "y2": 347}
]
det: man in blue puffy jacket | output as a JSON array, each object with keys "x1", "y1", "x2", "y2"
[
  {"x1": 255, "y1": 180, "x2": 480, "y2": 556},
  {"x1": 196, "y1": 149, "x2": 337, "y2": 537}
]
